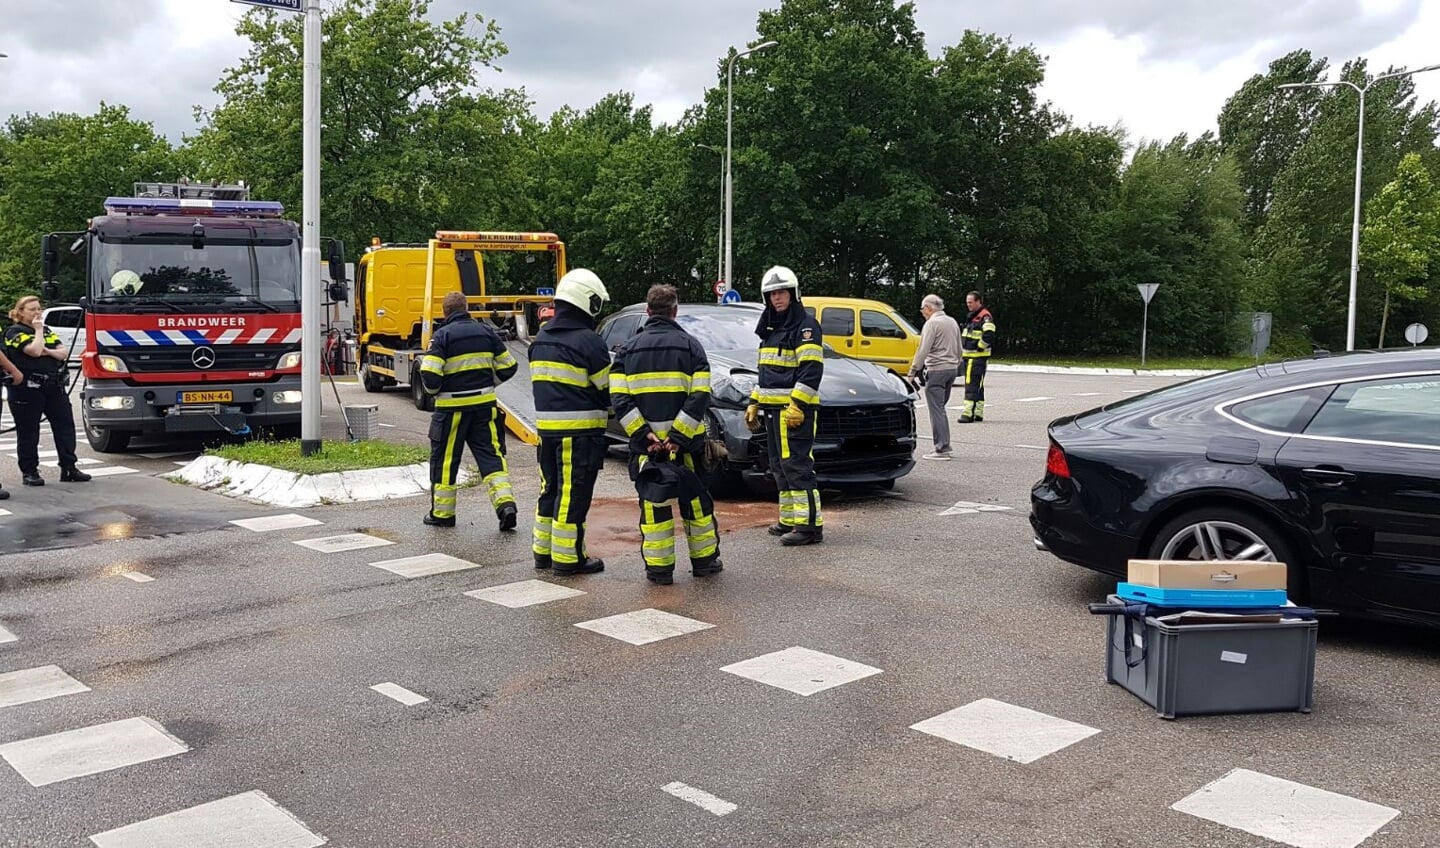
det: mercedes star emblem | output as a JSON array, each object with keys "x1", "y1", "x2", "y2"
[{"x1": 191, "y1": 346, "x2": 217, "y2": 369}]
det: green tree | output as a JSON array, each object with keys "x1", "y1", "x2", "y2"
[
  {"x1": 0, "y1": 105, "x2": 175, "y2": 304},
  {"x1": 189, "y1": 0, "x2": 529, "y2": 257},
  {"x1": 1361, "y1": 152, "x2": 1440, "y2": 346}
]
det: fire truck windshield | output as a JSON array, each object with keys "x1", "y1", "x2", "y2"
[{"x1": 92, "y1": 237, "x2": 300, "y2": 310}]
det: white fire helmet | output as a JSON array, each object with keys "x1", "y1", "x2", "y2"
[
  {"x1": 760, "y1": 265, "x2": 799, "y2": 296},
  {"x1": 110, "y1": 270, "x2": 142, "y2": 295},
  {"x1": 555, "y1": 268, "x2": 610, "y2": 318}
]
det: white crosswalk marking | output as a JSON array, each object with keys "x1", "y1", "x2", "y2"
[
  {"x1": 86, "y1": 466, "x2": 140, "y2": 477},
  {"x1": 1014, "y1": 396, "x2": 1053, "y2": 402},
  {"x1": 0, "y1": 622, "x2": 16, "y2": 643},
  {"x1": 575, "y1": 609, "x2": 714, "y2": 645},
  {"x1": 122, "y1": 572, "x2": 155, "y2": 583},
  {"x1": 231, "y1": 513, "x2": 324, "y2": 532},
  {"x1": 89, "y1": 790, "x2": 326, "y2": 848},
  {"x1": 464, "y1": 579, "x2": 586, "y2": 608},
  {"x1": 1172, "y1": 768, "x2": 1400, "y2": 848},
  {"x1": 371, "y1": 682, "x2": 429, "y2": 706},
  {"x1": 911, "y1": 699, "x2": 1100, "y2": 764},
  {"x1": 0, "y1": 665, "x2": 91, "y2": 709},
  {"x1": 0, "y1": 716, "x2": 189, "y2": 786},
  {"x1": 721, "y1": 647, "x2": 882, "y2": 696},
  {"x1": 369, "y1": 553, "x2": 480, "y2": 579},
  {"x1": 662, "y1": 782, "x2": 738, "y2": 816},
  {"x1": 293, "y1": 533, "x2": 394, "y2": 553},
  {"x1": 939, "y1": 501, "x2": 1013, "y2": 516}
]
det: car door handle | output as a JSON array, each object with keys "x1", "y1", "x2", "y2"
[
  {"x1": 1301, "y1": 467, "x2": 1357, "y2": 487},
  {"x1": 860, "y1": 340, "x2": 871, "y2": 346}
]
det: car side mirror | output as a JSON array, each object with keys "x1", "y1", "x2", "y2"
[
  {"x1": 41, "y1": 281, "x2": 61, "y2": 300},
  {"x1": 41, "y1": 235, "x2": 59, "y2": 282},
  {"x1": 327, "y1": 240, "x2": 346, "y2": 283},
  {"x1": 77, "y1": 297, "x2": 89, "y2": 310}
]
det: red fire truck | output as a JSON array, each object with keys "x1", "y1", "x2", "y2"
[{"x1": 40, "y1": 182, "x2": 346, "y2": 452}]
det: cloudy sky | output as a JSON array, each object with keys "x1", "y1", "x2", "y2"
[{"x1": 0, "y1": 0, "x2": 1436, "y2": 148}]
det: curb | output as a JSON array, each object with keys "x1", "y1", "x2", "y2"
[
  {"x1": 165, "y1": 456, "x2": 470, "y2": 508},
  {"x1": 989, "y1": 364, "x2": 1224, "y2": 377}
]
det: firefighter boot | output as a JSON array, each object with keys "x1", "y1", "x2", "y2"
[
  {"x1": 534, "y1": 554, "x2": 552, "y2": 570},
  {"x1": 553, "y1": 557, "x2": 605, "y2": 576},
  {"x1": 767, "y1": 523, "x2": 790, "y2": 537},
  {"x1": 645, "y1": 566, "x2": 675, "y2": 585},
  {"x1": 780, "y1": 528, "x2": 824, "y2": 546},
  {"x1": 691, "y1": 555, "x2": 724, "y2": 577},
  {"x1": 423, "y1": 512, "x2": 456, "y2": 527},
  {"x1": 497, "y1": 503, "x2": 518, "y2": 532}
]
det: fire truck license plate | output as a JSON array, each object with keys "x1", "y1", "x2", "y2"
[{"x1": 178, "y1": 391, "x2": 233, "y2": 404}]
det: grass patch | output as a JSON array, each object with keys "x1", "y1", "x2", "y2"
[
  {"x1": 1005, "y1": 353, "x2": 1283, "y2": 371},
  {"x1": 207, "y1": 439, "x2": 428, "y2": 475}
]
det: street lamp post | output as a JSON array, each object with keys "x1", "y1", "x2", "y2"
[
  {"x1": 695, "y1": 143, "x2": 724, "y2": 292},
  {"x1": 725, "y1": 40, "x2": 778, "y2": 293},
  {"x1": 1279, "y1": 62, "x2": 1440, "y2": 351}
]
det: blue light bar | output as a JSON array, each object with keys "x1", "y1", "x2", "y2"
[{"x1": 103, "y1": 197, "x2": 284, "y2": 217}]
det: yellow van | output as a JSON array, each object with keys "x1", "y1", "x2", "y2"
[{"x1": 803, "y1": 296, "x2": 920, "y2": 375}]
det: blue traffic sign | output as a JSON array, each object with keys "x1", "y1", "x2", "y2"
[
  {"x1": 231, "y1": 0, "x2": 303, "y2": 12},
  {"x1": 721, "y1": 289, "x2": 742, "y2": 304},
  {"x1": 536, "y1": 287, "x2": 555, "y2": 297}
]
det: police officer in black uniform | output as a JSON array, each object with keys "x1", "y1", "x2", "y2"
[
  {"x1": 4, "y1": 295, "x2": 90, "y2": 489},
  {"x1": 611, "y1": 284, "x2": 721, "y2": 584},
  {"x1": 746, "y1": 266, "x2": 824, "y2": 546},
  {"x1": 530, "y1": 268, "x2": 611, "y2": 575},
  {"x1": 419, "y1": 291, "x2": 519, "y2": 529}
]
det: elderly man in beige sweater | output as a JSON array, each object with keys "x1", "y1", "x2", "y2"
[{"x1": 907, "y1": 294, "x2": 962, "y2": 460}]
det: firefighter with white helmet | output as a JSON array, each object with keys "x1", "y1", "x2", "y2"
[
  {"x1": 528, "y1": 267, "x2": 613, "y2": 574},
  {"x1": 748, "y1": 265, "x2": 825, "y2": 545}
]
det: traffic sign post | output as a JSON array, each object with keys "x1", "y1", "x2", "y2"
[
  {"x1": 713, "y1": 279, "x2": 730, "y2": 304},
  {"x1": 231, "y1": 0, "x2": 302, "y2": 11},
  {"x1": 721, "y1": 289, "x2": 742, "y2": 304},
  {"x1": 1404, "y1": 322, "x2": 1429, "y2": 347},
  {"x1": 1137, "y1": 284, "x2": 1159, "y2": 367}
]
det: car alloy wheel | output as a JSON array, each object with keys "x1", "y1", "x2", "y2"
[{"x1": 1157, "y1": 519, "x2": 1276, "y2": 561}]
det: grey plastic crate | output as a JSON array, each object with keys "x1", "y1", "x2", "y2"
[{"x1": 1103, "y1": 597, "x2": 1316, "y2": 719}]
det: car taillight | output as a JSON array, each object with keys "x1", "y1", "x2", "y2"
[{"x1": 1046, "y1": 441, "x2": 1071, "y2": 479}]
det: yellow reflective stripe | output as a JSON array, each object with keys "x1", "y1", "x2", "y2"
[
  {"x1": 419, "y1": 354, "x2": 444, "y2": 375},
  {"x1": 622, "y1": 372, "x2": 693, "y2": 392},
  {"x1": 619, "y1": 408, "x2": 646, "y2": 435},
  {"x1": 442, "y1": 352, "x2": 498, "y2": 374},
  {"x1": 536, "y1": 409, "x2": 608, "y2": 430},
  {"x1": 590, "y1": 364, "x2": 610, "y2": 391},
  {"x1": 495, "y1": 350, "x2": 517, "y2": 369},
  {"x1": 796, "y1": 344, "x2": 823, "y2": 363},
  {"x1": 435, "y1": 390, "x2": 496, "y2": 408},
  {"x1": 791, "y1": 383, "x2": 820, "y2": 405},
  {"x1": 531, "y1": 363, "x2": 590, "y2": 386},
  {"x1": 558, "y1": 437, "x2": 573, "y2": 526},
  {"x1": 610, "y1": 372, "x2": 632, "y2": 395},
  {"x1": 693, "y1": 371, "x2": 711, "y2": 392},
  {"x1": 759, "y1": 352, "x2": 798, "y2": 367},
  {"x1": 672, "y1": 411, "x2": 704, "y2": 438},
  {"x1": 752, "y1": 388, "x2": 792, "y2": 404}
]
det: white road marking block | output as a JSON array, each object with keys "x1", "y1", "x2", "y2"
[
  {"x1": 721, "y1": 646, "x2": 882, "y2": 696},
  {"x1": 377, "y1": 422, "x2": 396, "y2": 428},
  {"x1": 122, "y1": 572, "x2": 155, "y2": 583},
  {"x1": 370, "y1": 682, "x2": 429, "y2": 706},
  {"x1": 293, "y1": 533, "x2": 394, "y2": 554},
  {"x1": 0, "y1": 665, "x2": 91, "y2": 709},
  {"x1": 89, "y1": 789, "x2": 326, "y2": 848},
  {"x1": 0, "y1": 716, "x2": 189, "y2": 786},
  {"x1": 1014, "y1": 445, "x2": 1049, "y2": 450},
  {"x1": 574, "y1": 609, "x2": 714, "y2": 646},
  {"x1": 0, "y1": 509, "x2": 11, "y2": 517},
  {"x1": 369, "y1": 552, "x2": 479, "y2": 579},
  {"x1": 42, "y1": 458, "x2": 102, "y2": 468},
  {"x1": 662, "y1": 782, "x2": 738, "y2": 816},
  {"x1": 464, "y1": 579, "x2": 586, "y2": 608},
  {"x1": 0, "y1": 622, "x2": 16, "y2": 643},
  {"x1": 939, "y1": 501, "x2": 1014, "y2": 516},
  {"x1": 1171, "y1": 768, "x2": 1401, "y2": 848},
  {"x1": 230, "y1": 513, "x2": 324, "y2": 532},
  {"x1": 86, "y1": 466, "x2": 140, "y2": 477},
  {"x1": 1074, "y1": 392, "x2": 1102, "y2": 396},
  {"x1": 910, "y1": 698, "x2": 1100, "y2": 764},
  {"x1": 1014, "y1": 396, "x2": 1053, "y2": 402},
  {"x1": 134, "y1": 451, "x2": 197, "y2": 459}
]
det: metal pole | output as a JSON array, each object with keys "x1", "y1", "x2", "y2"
[
  {"x1": 1345, "y1": 88, "x2": 1365, "y2": 352},
  {"x1": 724, "y1": 50, "x2": 735, "y2": 298},
  {"x1": 299, "y1": 0, "x2": 323, "y2": 455},
  {"x1": 1141, "y1": 298, "x2": 1149, "y2": 367}
]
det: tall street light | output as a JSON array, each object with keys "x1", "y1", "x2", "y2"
[
  {"x1": 1279, "y1": 61, "x2": 1440, "y2": 351},
  {"x1": 725, "y1": 39, "x2": 778, "y2": 292},
  {"x1": 695, "y1": 143, "x2": 724, "y2": 293}
]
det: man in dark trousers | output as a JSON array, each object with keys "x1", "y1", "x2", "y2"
[
  {"x1": 529, "y1": 268, "x2": 612, "y2": 575},
  {"x1": 746, "y1": 266, "x2": 825, "y2": 546},
  {"x1": 611, "y1": 284, "x2": 721, "y2": 584},
  {"x1": 958, "y1": 290, "x2": 996, "y2": 423},
  {"x1": 420, "y1": 291, "x2": 519, "y2": 530}
]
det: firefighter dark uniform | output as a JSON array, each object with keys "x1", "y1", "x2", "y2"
[
  {"x1": 959, "y1": 304, "x2": 996, "y2": 423},
  {"x1": 530, "y1": 272, "x2": 611, "y2": 575},
  {"x1": 611, "y1": 315, "x2": 721, "y2": 583},
  {"x1": 750, "y1": 266, "x2": 824, "y2": 545},
  {"x1": 3, "y1": 318, "x2": 88, "y2": 487},
  {"x1": 419, "y1": 310, "x2": 519, "y2": 528}
]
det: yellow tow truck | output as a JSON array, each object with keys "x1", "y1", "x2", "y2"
[{"x1": 354, "y1": 230, "x2": 565, "y2": 444}]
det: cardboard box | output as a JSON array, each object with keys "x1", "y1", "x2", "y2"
[{"x1": 1126, "y1": 560, "x2": 1287, "y2": 591}]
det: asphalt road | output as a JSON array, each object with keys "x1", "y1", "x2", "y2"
[{"x1": 0, "y1": 370, "x2": 1436, "y2": 847}]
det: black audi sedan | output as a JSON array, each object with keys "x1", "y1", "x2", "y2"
[
  {"x1": 1030, "y1": 348, "x2": 1440, "y2": 627},
  {"x1": 598, "y1": 302, "x2": 917, "y2": 493}
]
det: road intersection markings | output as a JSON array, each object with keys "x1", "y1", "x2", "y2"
[
  {"x1": 0, "y1": 622, "x2": 16, "y2": 643},
  {"x1": 662, "y1": 782, "x2": 738, "y2": 816},
  {"x1": 293, "y1": 533, "x2": 394, "y2": 554},
  {"x1": 1013, "y1": 396, "x2": 1054, "y2": 403},
  {"x1": 464, "y1": 579, "x2": 587, "y2": 608},
  {"x1": 939, "y1": 501, "x2": 1014, "y2": 516},
  {"x1": 0, "y1": 716, "x2": 189, "y2": 787},
  {"x1": 41, "y1": 457, "x2": 101, "y2": 468},
  {"x1": 86, "y1": 466, "x2": 140, "y2": 477},
  {"x1": 910, "y1": 698, "x2": 1100, "y2": 764},
  {"x1": 1171, "y1": 768, "x2": 1400, "y2": 848},
  {"x1": 721, "y1": 647, "x2": 882, "y2": 696},
  {"x1": 89, "y1": 790, "x2": 326, "y2": 848},
  {"x1": 0, "y1": 508, "x2": 11, "y2": 518},
  {"x1": 369, "y1": 552, "x2": 480, "y2": 579},
  {"x1": 574, "y1": 609, "x2": 715, "y2": 646},
  {"x1": 0, "y1": 665, "x2": 91, "y2": 710},
  {"x1": 371, "y1": 682, "x2": 429, "y2": 706},
  {"x1": 230, "y1": 513, "x2": 324, "y2": 532},
  {"x1": 121, "y1": 572, "x2": 155, "y2": 583}
]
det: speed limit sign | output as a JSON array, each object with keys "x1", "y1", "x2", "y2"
[{"x1": 713, "y1": 280, "x2": 730, "y2": 296}]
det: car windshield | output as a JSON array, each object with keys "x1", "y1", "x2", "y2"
[
  {"x1": 92, "y1": 237, "x2": 300, "y2": 307},
  {"x1": 674, "y1": 309, "x2": 760, "y2": 351},
  {"x1": 1100, "y1": 366, "x2": 1265, "y2": 413}
]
